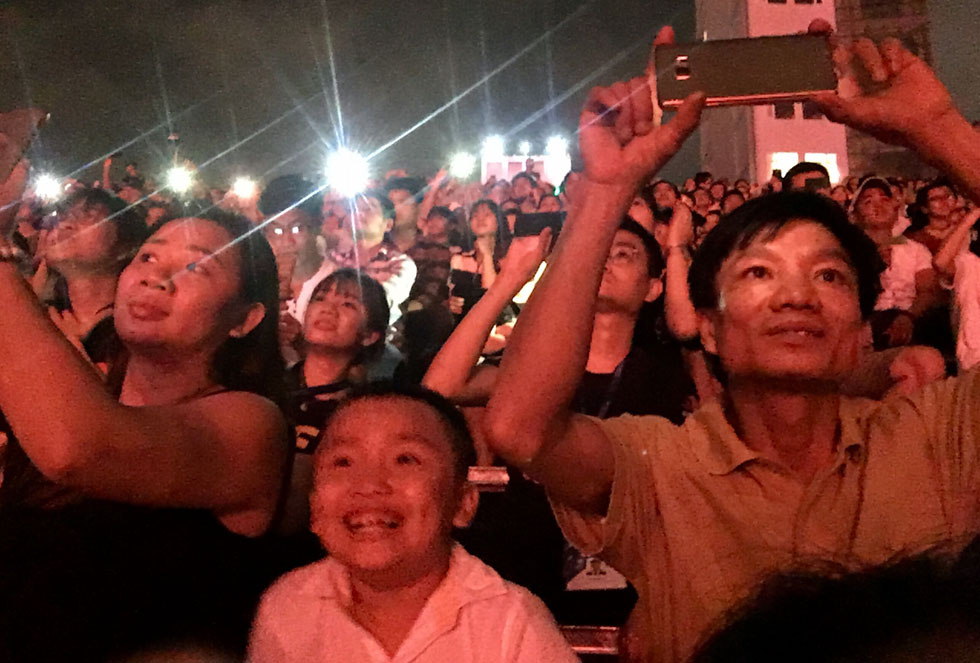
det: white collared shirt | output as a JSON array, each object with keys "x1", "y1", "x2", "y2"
[{"x1": 247, "y1": 544, "x2": 578, "y2": 663}]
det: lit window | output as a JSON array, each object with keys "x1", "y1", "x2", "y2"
[
  {"x1": 770, "y1": 152, "x2": 800, "y2": 178},
  {"x1": 774, "y1": 102, "x2": 796, "y2": 119},
  {"x1": 804, "y1": 153, "x2": 841, "y2": 184}
]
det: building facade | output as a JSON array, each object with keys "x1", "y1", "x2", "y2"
[{"x1": 695, "y1": 0, "x2": 933, "y2": 183}]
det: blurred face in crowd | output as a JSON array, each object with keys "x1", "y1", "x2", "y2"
[
  {"x1": 652, "y1": 181, "x2": 678, "y2": 210},
  {"x1": 311, "y1": 396, "x2": 476, "y2": 584},
  {"x1": 683, "y1": 178, "x2": 696, "y2": 192},
  {"x1": 304, "y1": 281, "x2": 379, "y2": 355},
  {"x1": 469, "y1": 202, "x2": 498, "y2": 238},
  {"x1": 489, "y1": 181, "x2": 511, "y2": 206},
  {"x1": 45, "y1": 201, "x2": 119, "y2": 272},
  {"x1": 693, "y1": 189, "x2": 713, "y2": 213},
  {"x1": 721, "y1": 192, "x2": 745, "y2": 215},
  {"x1": 845, "y1": 176, "x2": 860, "y2": 193},
  {"x1": 597, "y1": 229, "x2": 662, "y2": 315},
  {"x1": 263, "y1": 209, "x2": 317, "y2": 260},
  {"x1": 628, "y1": 196, "x2": 655, "y2": 235},
  {"x1": 925, "y1": 185, "x2": 956, "y2": 221},
  {"x1": 115, "y1": 218, "x2": 264, "y2": 359},
  {"x1": 146, "y1": 205, "x2": 168, "y2": 228},
  {"x1": 710, "y1": 182, "x2": 726, "y2": 203},
  {"x1": 735, "y1": 180, "x2": 750, "y2": 196},
  {"x1": 698, "y1": 220, "x2": 864, "y2": 385},
  {"x1": 322, "y1": 194, "x2": 353, "y2": 254},
  {"x1": 387, "y1": 187, "x2": 418, "y2": 230},
  {"x1": 511, "y1": 176, "x2": 533, "y2": 201},
  {"x1": 538, "y1": 194, "x2": 561, "y2": 213},
  {"x1": 419, "y1": 212, "x2": 450, "y2": 242},
  {"x1": 352, "y1": 194, "x2": 391, "y2": 246},
  {"x1": 854, "y1": 187, "x2": 898, "y2": 232},
  {"x1": 830, "y1": 186, "x2": 849, "y2": 207}
]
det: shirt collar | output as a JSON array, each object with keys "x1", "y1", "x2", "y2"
[{"x1": 690, "y1": 398, "x2": 869, "y2": 476}]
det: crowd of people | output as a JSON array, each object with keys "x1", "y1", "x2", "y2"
[{"x1": 2, "y1": 23, "x2": 980, "y2": 663}]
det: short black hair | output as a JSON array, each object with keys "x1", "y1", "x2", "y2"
[
  {"x1": 359, "y1": 189, "x2": 396, "y2": 220},
  {"x1": 258, "y1": 174, "x2": 322, "y2": 218},
  {"x1": 511, "y1": 171, "x2": 536, "y2": 188},
  {"x1": 384, "y1": 177, "x2": 424, "y2": 202},
  {"x1": 650, "y1": 179, "x2": 680, "y2": 196},
  {"x1": 426, "y1": 205, "x2": 454, "y2": 223},
  {"x1": 619, "y1": 217, "x2": 665, "y2": 278},
  {"x1": 688, "y1": 192, "x2": 884, "y2": 319},
  {"x1": 321, "y1": 382, "x2": 477, "y2": 481},
  {"x1": 782, "y1": 162, "x2": 830, "y2": 190},
  {"x1": 308, "y1": 268, "x2": 390, "y2": 361},
  {"x1": 59, "y1": 187, "x2": 148, "y2": 264},
  {"x1": 694, "y1": 171, "x2": 713, "y2": 186}
]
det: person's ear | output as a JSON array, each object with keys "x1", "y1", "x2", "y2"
[
  {"x1": 697, "y1": 309, "x2": 718, "y2": 355},
  {"x1": 359, "y1": 330, "x2": 381, "y2": 349},
  {"x1": 645, "y1": 276, "x2": 664, "y2": 303},
  {"x1": 229, "y1": 302, "x2": 266, "y2": 338},
  {"x1": 452, "y1": 482, "x2": 480, "y2": 529}
]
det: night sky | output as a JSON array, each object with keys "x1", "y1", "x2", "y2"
[{"x1": 0, "y1": 0, "x2": 973, "y2": 188}]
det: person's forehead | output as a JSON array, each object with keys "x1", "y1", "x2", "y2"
[
  {"x1": 325, "y1": 397, "x2": 455, "y2": 453},
  {"x1": 858, "y1": 187, "x2": 891, "y2": 203},
  {"x1": 729, "y1": 220, "x2": 849, "y2": 261},
  {"x1": 270, "y1": 208, "x2": 313, "y2": 226}
]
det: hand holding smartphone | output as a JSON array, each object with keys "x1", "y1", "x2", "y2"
[{"x1": 654, "y1": 34, "x2": 836, "y2": 109}]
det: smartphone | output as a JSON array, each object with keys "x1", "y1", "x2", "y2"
[
  {"x1": 803, "y1": 175, "x2": 831, "y2": 193},
  {"x1": 654, "y1": 34, "x2": 836, "y2": 109},
  {"x1": 514, "y1": 211, "x2": 565, "y2": 238},
  {"x1": 450, "y1": 269, "x2": 485, "y2": 314}
]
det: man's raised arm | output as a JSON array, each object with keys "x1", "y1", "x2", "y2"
[{"x1": 484, "y1": 27, "x2": 704, "y2": 515}]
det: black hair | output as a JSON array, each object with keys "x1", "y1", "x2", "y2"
[
  {"x1": 307, "y1": 268, "x2": 390, "y2": 361},
  {"x1": 468, "y1": 198, "x2": 511, "y2": 256},
  {"x1": 321, "y1": 382, "x2": 477, "y2": 481},
  {"x1": 383, "y1": 177, "x2": 424, "y2": 203},
  {"x1": 688, "y1": 192, "x2": 884, "y2": 319},
  {"x1": 427, "y1": 205, "x2": 454, "y2": 223},
  {"x1": 651, "y1": 179, "x2": 680, "y2": 197},
  {"x1": 722, "y1": 190, "x2": 745, "y2": 206},
  {"x1": 907, "y1": 178, "x2": 955, "y2": 233},
  {"x1": 359, "y1": 188, "x2": 396, "y2": 220},
  {"x1": 148, "y1": 210, "x2": 284, "y2": 403},
  {"x1": 619, "y1": 217, "x2": 665, "y2": 277},
  {"x1": 694, "y1": 172, "x2": 713, "y2": 186},
  {"x1": 511, "y1": 171, "x2": 536, "y2": 188},
  {"x1": 58, "y1": 187, "x2": 148, "y2": 265},
  {"x1": 782, "y1": 162, "x2": 830, "y2": 190},
  {"x1": 258, "y1": 174, "x2": 322, "y2": 219},
  {"x1": 693, "y1": 552, "x2": 980, "y2": 663}
]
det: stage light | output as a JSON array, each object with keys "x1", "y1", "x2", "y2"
[
  {"x1": 232, "y1": 176, "x2": 257, "y2": 199},
  {"x1": 325, "y1": 148, "x2": 369, "y2": 198},
  {"x1": 482, "y1": 135, "x2": 505, "y2": 159},
  {"x1": 167, "y1": 166, "x2": 193, "y2": 194},
  {"x1": 33, "y1": 173, "x2": 63, "y2": 202},
  {"x1": 546, "y1": 135, "x2": 568, "y2": 156},
  {"x1": 449, "y1": 152, "x2": 477, "y2": 179},
  {"x1": 518, "y1": 140, "x2": 531, "y2": 156}
]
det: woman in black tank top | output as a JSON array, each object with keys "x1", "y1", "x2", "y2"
[{"x1": 0, "y1": 210, "x2": 290, "y2": 661}]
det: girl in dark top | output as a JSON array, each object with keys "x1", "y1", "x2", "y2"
[
  {"x1": 279, "y1": 268, "x2": 390, "y2": 534},
  {"x1": 0, "y1": 208, "x2": 289, "y2": 660}
]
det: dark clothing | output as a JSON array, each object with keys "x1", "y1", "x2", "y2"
[{"x1": 283, "y1": 362, "x2": 348, "y2": 454}]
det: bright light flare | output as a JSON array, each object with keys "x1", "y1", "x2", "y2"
[
  {"x1": 33, "y1": 173, "x2": 64, "y2": 202},
  {"x1": 232, "y1": 176, "x2": 258, "y2": 199},
  {"x1": 325, "y1": 148, "x2": 369, "y2": 197},
  {"x1": 546, "y1": 135, "x2": 568, "y2": 156},
  {"x1": 518, "y1": 140, "x2": 531, "y2": 156},
  {"x1": 449, "y1": 152, "x2": 477, "y2": 179},
  {"x1": 482, "y1": 135, "x2": 505, "y2": 159},
  {"x1": 167, "y1": 166, "x2": 193, "y2": 194}
]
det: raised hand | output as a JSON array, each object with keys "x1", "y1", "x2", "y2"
[
  {"x1": 580, "y1": 27, "x2": 705, "y2": 189},
  {"x1": 499, "y1": 228, "x2": 552, "y2": 285},
  {"x1": 812, "y1": 34, "x2": 958, "y2": 149}
]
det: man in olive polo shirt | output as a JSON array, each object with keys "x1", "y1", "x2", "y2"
[{"x1": 484, "y1": 27, "x2": 980, "y2": 662}]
